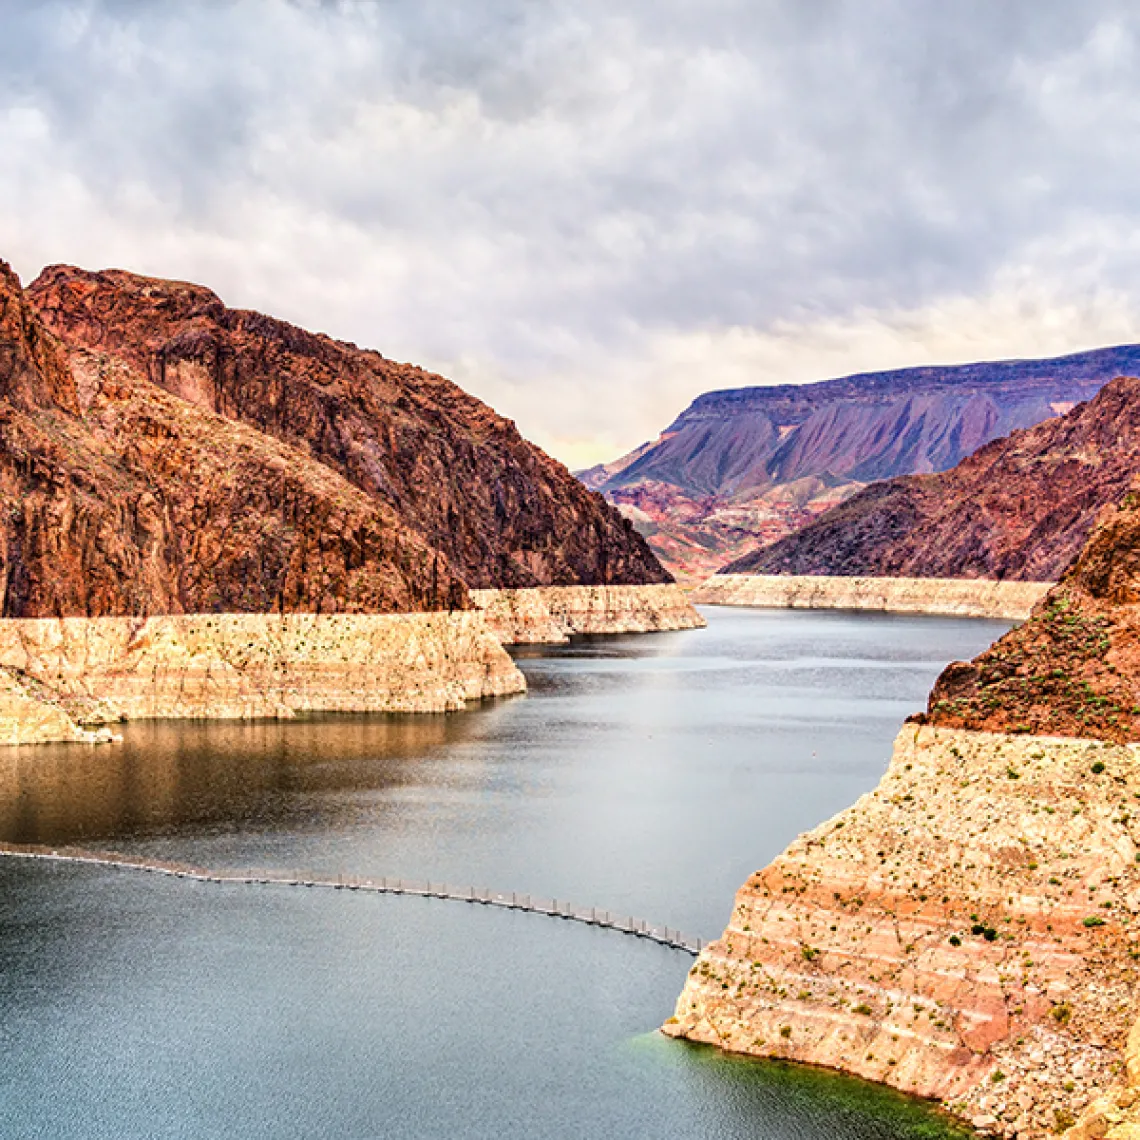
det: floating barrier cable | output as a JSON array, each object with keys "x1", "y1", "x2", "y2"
[{"x1": 0, "y1": 843, "x2": 705, "y2": 956}]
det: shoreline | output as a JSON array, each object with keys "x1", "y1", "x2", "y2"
[
  {"x1": 470, "y1": 583, "x2": 705, "y2": 644},
  {"x1": 666, "y1": 724, "x2": 1140, "y2": 1137},
  {"x1": 0, "y1": 584, "x2": 705, "y2": 746},
  {"x1": 0, "y1": 609, "x2": 525, "y2": 746},
  {"x1": 691, "y1": 574, "x2": 1053, "y2": 621}
]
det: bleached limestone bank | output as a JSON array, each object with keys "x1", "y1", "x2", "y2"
[
  {"x1": 665, "y1": 726, "x2": 1140, "y2": 1138},
  {"x1": 692, "y1": 573, "x2": 1052, "y2": 620},
  {"x1": 469, "y1": 584, "x2": 705, "y2": 645},
  {"x1": 0, "y1": 610, "x2": 525, "y2": 745}
]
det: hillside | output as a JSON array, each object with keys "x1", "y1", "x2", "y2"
[
  {"x1": 0, "y1": 259, "x2": 466, "y2": 618},
  {"x1": 581, "y1": 348, "x2": 1140, "y2": 580},
  {"x1": 727, "y1": 375, "x2": 1140, "y2": 582},
  {"x1": 922, "y1": 481, "x2": 1140, "y2": 742},
  {"x1": 29, "y1": 264, "x2": 667, "y2": 590}
]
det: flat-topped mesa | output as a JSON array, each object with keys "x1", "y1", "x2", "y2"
[
  {"x1": 27, "y1": 264, "x2": 669, "y2": 591},
  {"x1": 723, "y1": 375, "x2": 1140, "y2": 584},
  {"x1": 670, "y1": 483, "x2": 1140, "y2": 1137}
]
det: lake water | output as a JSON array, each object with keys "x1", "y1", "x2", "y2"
[{"x1": 0, "y1": 606, "x2": 1006, "y2": 1139}]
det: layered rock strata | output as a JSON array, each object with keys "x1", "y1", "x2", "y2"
[
  {"x1": 666, "y1": 725, "x2": 1140, "y2": 1137},
  {"x1": 0, "y1": 610, "x2": 524, "y2": 744},
  {"x1": 584, "y1": 350, "x2": 1140, "y2": 581},
  {"x1": 728, "y1": 376, "x2": 1140, "y2": 584},
  {"x1": 471, "y1": 584, "x2": 705, "y2": 645},
  {"x1": 691, "y1": 574, "x2": 1051, "y2": 621}
]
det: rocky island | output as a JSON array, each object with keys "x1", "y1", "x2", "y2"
[
  {"x1": 667, "y1": 485, "x2": 1140, "y2": 1137},
  {"x1": 0, "y1": 259, "x2": 700, "y2": 745}
]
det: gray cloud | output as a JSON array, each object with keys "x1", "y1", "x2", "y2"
[{"x1": 2, "y1": 0, "x2": 1140, "y2": 464}]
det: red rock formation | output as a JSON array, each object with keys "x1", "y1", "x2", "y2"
[
  {"x1": 670, "y1": 460, "x2": 1140, "y2": 1137},
  {"x1": 0, "y1": 259, "x2": 467, "y2": 617},
  {"x1": 585, "y1": 349, "x2": 1140, "y2": 579},
  {"x1": 923, "y1": 482, "x2": 1140, "y2": 743},
  {"x1": 28, "y1": 265, "x2": 667, "y2": 589},
  {"x1": 728, "y1": 376, "x2": 1140, "y2": 582}
]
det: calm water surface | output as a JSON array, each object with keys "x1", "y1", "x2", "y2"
[{"x1": 0, "y1": 607, "x2": 1005, "y2": 1139}]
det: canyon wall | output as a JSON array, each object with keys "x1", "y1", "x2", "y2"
[
  {"x1": 583, "y1": 349, "x2": 1140, "y2": 581},
  {"x1": 29, "y1": 264, "x2": 667, "y2": 591},
  {"x1": 672, "y1": 489, "x2": 1140, "y2": 1137},
  {"x1": 691, "y1": 574, "x2": 1051, "y2": 621},
  {"x1": 666, "y1": 725, "x2": 1140, "y2": 1137},
  {"x1": 0, "y1": 610, "x2": 525, "y2": 745},
  {"x1": 471, "y1": 584, "x2": 705, "y2": 644},
  {"x1": 729, "y1": 376, "x2": 1140, "y2": 584}
]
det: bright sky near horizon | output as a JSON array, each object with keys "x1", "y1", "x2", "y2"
[{"x1": 3, "y1": 1, "x2": 1140, "y2": 468}]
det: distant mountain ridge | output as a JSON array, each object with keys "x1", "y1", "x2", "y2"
[
  {"x1": 580, "y1": 345, "x2": 1140, "y2": 580},
  {"x1": 726, "y1": 374, "x2": 1140, "y2": 583}
]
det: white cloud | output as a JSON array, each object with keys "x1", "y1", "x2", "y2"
[{"x1": 2, "y1": 0, "x2": 1140, "y2": 465}]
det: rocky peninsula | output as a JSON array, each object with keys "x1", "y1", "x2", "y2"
[
  {"x1": 0, "y1": 258, "x2": 699, "y2": 745},
  {"x1": 668, "y1": 489, "x2": 1140, "y2": 1136}
]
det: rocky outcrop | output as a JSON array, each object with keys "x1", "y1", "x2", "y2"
[
  {"x1": 470, "y1": 584, "x2": 705, "y2": 645},
  {"x1": 0, "y1": 610, "x2": 524, "y2": 740},
  {"x1": 0, "y1": 256, "x2": 689, "y2": 744},
  {"x1": 584, "y1": 348, "x2": 1140, "y2": 580},
  {"x1": 28, "y1": 264, "x2": 667, "y2": 590},
  {"x1": 0, "y1": 668, "x2": 115, "y2": 745},
  {"x1": 922, "y1": 484, "x2": 1140, "y2": 744},
  {"x1": 0, "y1": 260, "x2": 468, "y2": 618},
  {"x1": 692, "y1": 574, "x2": 1051, "y2": 620},
  {"x1": 666, "y1": 726, "x2": 1140, "y2": 1137},
  {"x1": 729, "y1": 376, "x2": 1140, "y2": 583}
]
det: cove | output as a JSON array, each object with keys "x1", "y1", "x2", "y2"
[{"x1": 0, "y1": 607, "x2": 1005, "y2": 1139}]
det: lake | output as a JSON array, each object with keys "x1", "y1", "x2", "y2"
[{"x1": 0, "y1": 606, "x2": 1006, "y2": 1139}]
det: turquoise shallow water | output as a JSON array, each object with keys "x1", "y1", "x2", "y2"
[{"x1": 0, "y1": 606, "x2": 1003, "y2": 1139}]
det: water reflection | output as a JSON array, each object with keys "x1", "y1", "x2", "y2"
[{"x1": 0, "y1": 713, "x2": 495, "y2": 845}]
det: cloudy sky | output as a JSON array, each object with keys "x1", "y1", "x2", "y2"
[{"x1": 3, "y1": 1, "x2": 1140, "y2": 467}]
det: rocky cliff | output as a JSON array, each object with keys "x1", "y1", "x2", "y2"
[
  {"x1": 668, "y1": 482, "x2": 1140, "y2": 1137},
  {"x1": 729, "y1": 376, "x2": 1140, "y2": 583},
  {"x1": 666, "y1": 726, "x2": 1140, "y2": 1136},
  {"x1": 0, "y1": 259, "x2": 468, "y2": 618},
  {"x1": 921, "y1": 483, "x2": 1140, "y2": 744},
  {"x1": 583, "y1": 349, "x2": 1140, "y2": 580},
  {"x1": 28, "y1": 265, "x2": 667, "y2": 590},
  {"x1": 470, "y1": 584, "x2": 705, "y2": 644},
  {"x1": 0, "y1": 611, "x2": 523, "y2": 738},
  {"x1": 692, "y1": 574, "x2": 1050, "y2": 620},
  {"x1": 0, "y1": 257, "x2": 704, "y2": 744}
]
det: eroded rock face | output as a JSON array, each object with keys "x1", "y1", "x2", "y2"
[
  {"x1": 28, "y1": 264, "x2": 668, "y2": 590},
  {"x1": 666, "y1": 726, "x2": 1140, "y2": 1137},
  {"x1": 470, "y1": 584, "x2": 705, "y2": 645},
  {"x1": 0, "y1": 260, "x2": 468, "y2": 619},
  {"x1": 923, "y1": 485, "x2": 1140, "y2": 744},
  {"x1": 728, "y1": 376, "x2": 1140, "y2": 583},
  {"x1": 691, "y1": 574, "x2": 1051, "y2": 620},
  {"x1": 0, "y1": 611, "x2": 524, "y2": 734}
]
